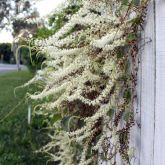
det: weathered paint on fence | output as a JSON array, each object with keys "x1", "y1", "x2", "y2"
[
  {"x1": 132, "y1": 0, "x2": 165, "y2": 164},
  {"x1": 139, "y1": 1, "x2": 156, "y2": 165},
  {"x1": 154, "y1": 0, "x2": 165, "y2": 164}
]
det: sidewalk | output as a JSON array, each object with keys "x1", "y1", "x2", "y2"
[{"x1": 0, "y1": 64, "x2": 26, "y2": 73}]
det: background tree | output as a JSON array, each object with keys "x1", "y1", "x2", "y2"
[
  {"x1": 0, "y1": 43, "x2": 14, "y2": 63},
  {"x1": 0, "y1": 0, "x2": 35, "y2": 29}
]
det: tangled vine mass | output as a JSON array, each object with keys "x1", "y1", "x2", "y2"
[{"x1": 25, "y1": 0, "x2": 149, "y2": 164}]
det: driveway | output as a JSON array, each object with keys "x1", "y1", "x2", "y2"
[{"x1": 0, "y1": 64, "x2": 26, "y2": 73}]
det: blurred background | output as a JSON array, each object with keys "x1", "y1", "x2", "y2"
[
  {"x1": 0, "y1": 0, "x2": 62, "y2": 72},
  {"x1": 0, "y1": 0, "x2": 70, "y2": 164}
]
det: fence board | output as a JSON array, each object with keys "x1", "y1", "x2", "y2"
[
  {"x1": 154, "y1": 0, "x2": 165, "y2": 164},
  {"x1": 139, "y1": 1, "x2": 156, "y2": 165}
]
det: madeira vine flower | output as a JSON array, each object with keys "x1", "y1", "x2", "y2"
[{"x1": 27, "y1": 0, "x2": 149, "y2": 164}]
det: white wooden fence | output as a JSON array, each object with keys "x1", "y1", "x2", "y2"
[{"x1": 132, "y1": 0, "x2": 165, "y2": 164}]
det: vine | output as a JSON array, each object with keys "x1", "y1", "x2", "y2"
[{"x1": 26, "y1": 0, "x2": 149, "y2": 164}]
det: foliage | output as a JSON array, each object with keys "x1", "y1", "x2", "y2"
[
  {"x1": 20, "y1": 46, "x2": 45, "y2": 72},
  {"x1": 27, "y1": 0, "x2": 149, "y2": 164},
  {"x1": 0, "y1": 0, "x2": 35, "y2": 30},
  {"x1": 34, "y1": 27, "x2": 54, "y2": 40},
  {"x1": 0, "y1": 43, "x2": 14, "y2": 63},
  {"x1": 25, "y1": 1, "x2": 81, "y2": 71},
  {"x1": 34, "y1": 1, "x2": 81, "y2": 39},
  {"x1": 0, "y1": 71, "x2": 50, "y2": 165},
  {"x1": 12, "y1": 19, "x2": 38, "y2": 37}
]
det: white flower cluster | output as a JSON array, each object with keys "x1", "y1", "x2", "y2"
[
  {"x1": 28, "y1": 0, "x2": 149, "y2": 164},
  {"x1": 40, "y1": 131, "x2": 75, "y2": 165},
  {"x1": 25, "y1": 17, "x2": 43, "y2": 24},
  {"x1": 91, "y1": 29, "x2": 124, "y2": 48}
]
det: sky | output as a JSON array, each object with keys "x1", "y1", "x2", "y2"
[
  {"x1": 35, "y1": 0, "x2": 62, "y2": 17},
  {"x1": 0, "y1": 0, "x2": 63, "y2": 43}
]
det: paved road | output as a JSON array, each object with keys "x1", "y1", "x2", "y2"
[{"x1": 0, "y1": 64, "x2": 26, "y2": 73}]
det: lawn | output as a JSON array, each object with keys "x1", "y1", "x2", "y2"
[{"x1": 0, "y1": 71, "x2": 49, "y2": 165}]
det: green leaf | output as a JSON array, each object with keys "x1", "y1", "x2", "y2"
[
  {"x1": 107, "y1": 109, "x2": 115, "y2": 119},
  {"x1": 123, "y1": 111, "x2": 133, "y2": 122},
  {"x1": 122, "y1": 0, "x2": 129, "y2": 6},
  {"x1": 123, "y1": 89, "x2": 131, "y2": 101},
  {"x1": 132, "y1": 0, "x2": 140, "y2": 6},
  {"x1": 126, "y1": 33, "x2": 137, "y2": 42},
  {"x1": 61, "y1": 108, "x2": 68, "y2": 117},
  {"x1": 52, "y1": 114, "x2": 62, "y2": 123},
  {"x1": 117, "y1": 48, "x2": 124, "y2": 59}
]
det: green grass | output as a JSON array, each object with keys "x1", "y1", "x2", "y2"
[
  {"x1": 0, "y1": 71, "x2": 33, "y2": 114},
  {"x1": 0, "y1": 71, "x2": 49, "y2": 165}
]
